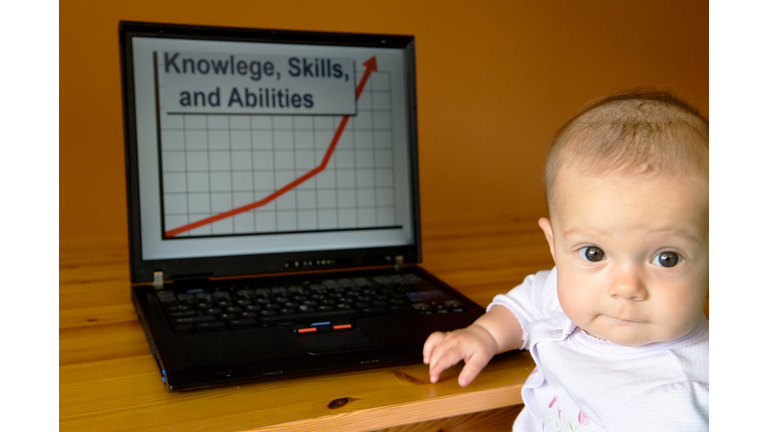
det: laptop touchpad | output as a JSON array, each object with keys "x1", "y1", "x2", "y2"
[{"x1": 297, "y1": 329, "x2": 379, "y2": 355}]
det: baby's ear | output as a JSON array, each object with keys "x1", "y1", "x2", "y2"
[{"x1": 538, "y1": 217, "x2": 556, "y2": 262}]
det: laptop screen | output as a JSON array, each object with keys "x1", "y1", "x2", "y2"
[{"x1": 120, "y1": 23, "x2": 420, "y2": 281}]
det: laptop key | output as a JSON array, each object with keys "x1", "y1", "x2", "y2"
[
  {"x1": 229, "y1": 318, "x2": 258, "y2": 329},
  {"x1": 354, "y1": 277, "x2": 372, "y2": 287},
  {"x1": 373, "y1": 276, "x2": 393, "y2": 286},
  {"x1": 175, "y1": 315, "x2": 216, "y2": 324},
  {"x1": 321, "y1": 280, "x2": 340, "y2": 289},
  {"x1": 198, "y1": 321, "x2": 227, "y2": 331},
  {"x1": 173, "y1": 323, "x2": 197, "y2": 334},
  {"x1": 170, "y1": 310, "x2": 198, "y2": 318},
  {"x1": 389, "y1": 304, "x2": 416, "y2": 314},
  {"x1": 156, "y1": 291, "x2": 177, "y2": 303},
  {"x1": 236, "y1": 289, "x2": 254, "y2": 298},
  {"x1": 402, "y1": 274, "x2": 422, "y2": 285},
  {"x1": 260, "y1": 308, "x2": 360, "y2": 326}
]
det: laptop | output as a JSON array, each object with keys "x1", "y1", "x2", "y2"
[{"x1": 119, "y1": 21, "x2": 484, "y2": 391}]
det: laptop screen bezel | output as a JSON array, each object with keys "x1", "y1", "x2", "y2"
[{"x1": 119, "y1": 21, "x2": 422, "y2": 283}]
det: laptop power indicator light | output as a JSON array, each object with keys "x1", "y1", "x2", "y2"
[
  {"x1": 298, "y1": 327, "x2": 317, "y2": 334},
  {"x1": 333, "y1": 324, "x2": 352, "y2": 330}
]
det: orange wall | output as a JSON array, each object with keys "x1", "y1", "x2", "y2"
[{"x1": 60, "y1": 0, "x2": 708, "y2": 246}]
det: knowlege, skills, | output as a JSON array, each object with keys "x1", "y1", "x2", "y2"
[{"x1": 164, "y1": 53, "x2": 351, "y2": 82}]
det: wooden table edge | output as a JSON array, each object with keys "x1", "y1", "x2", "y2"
[{"x1": 246, "y1": 385, "x2": 523, "y2": 432}]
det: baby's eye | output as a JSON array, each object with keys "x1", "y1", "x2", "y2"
[
  {"x1": 652, "y1": 252, "x2": 680, "y2": 268},
  {"x1": 577, "y1": 246, "x2": 605, "y2": 262}
]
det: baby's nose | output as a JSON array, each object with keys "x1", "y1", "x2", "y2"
[{"x1": 608, "y1": 266, "x2": 647, "y2": 301}]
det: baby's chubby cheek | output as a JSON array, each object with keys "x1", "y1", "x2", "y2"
[
  {"x1": 655, "y1": 306, "x2": 700, "y2": 341},
  {"x1": 556, "y1": 282, "x2": 594, "y2": 325}
]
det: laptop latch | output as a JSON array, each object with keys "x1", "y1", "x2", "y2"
[
  {"x1": 394, "y1": 256, "x2": 404, "y2": 273},
  {"x1": 153, "y1": 271, "x2": 164, "y2": 289}
]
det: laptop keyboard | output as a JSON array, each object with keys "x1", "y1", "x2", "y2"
[{"x1": 154, "y1": 273, "x2": 467, "y2": 335}]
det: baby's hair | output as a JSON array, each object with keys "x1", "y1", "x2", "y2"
[{"x1": 543, "y1": 87, "x2": 709, "y2": 212}]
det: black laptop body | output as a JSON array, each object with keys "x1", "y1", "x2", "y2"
[{"x1": 119, "y1": 21, "x2": 484, "y2": 391}]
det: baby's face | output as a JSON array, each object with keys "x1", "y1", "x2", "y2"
[{"x1": 540, "y1": 168, "x2": 708, "y2": 346}]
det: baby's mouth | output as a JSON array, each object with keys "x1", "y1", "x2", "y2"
[
  {"x1": 612, "y1": 316, "x2": 645, "y2": 324},
  {"x1": 601, "y1": 314, "x2": 642, "y2": 324}
]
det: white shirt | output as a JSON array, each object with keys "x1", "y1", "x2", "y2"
[{"x1": 489, "y1": 268, "x2": 709, "y2": 431}]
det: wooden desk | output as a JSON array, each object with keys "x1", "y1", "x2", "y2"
[{"x1": 60, "y1": 214, "x2": 552, "y2": 431}]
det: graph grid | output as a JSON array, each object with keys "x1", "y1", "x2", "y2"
[{"x1": 158, "y1": 70, "x2": 399, "y2": 238}]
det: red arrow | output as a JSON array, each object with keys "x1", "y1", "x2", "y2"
[
  {"x1": 355, "y1": 56, "x2": 377, "y2": 99},
  {"x1": 165, "y1": 56, "x2": 378, "y2": 237}
]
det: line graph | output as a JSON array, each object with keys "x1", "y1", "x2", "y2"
[{"x1": 162, "y1": 56, "x2": 385, "y2": 238}]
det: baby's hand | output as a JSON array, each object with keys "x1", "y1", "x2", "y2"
[{"x1": 422, "y1": 324, "x2": 499, "y2": 387}]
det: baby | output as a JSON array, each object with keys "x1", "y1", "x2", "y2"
[{"x1": 423, "y1": 89, "x2": 709, "y2": 431}]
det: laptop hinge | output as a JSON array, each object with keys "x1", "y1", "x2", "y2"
[
  {"x1": 394, "y1": 256, "x2": 404, "y2": 273},
  {"x1": 153, "y1": 271, "x2": 164, "y2": 290}
]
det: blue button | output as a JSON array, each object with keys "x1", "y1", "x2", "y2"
[{"x1": 311, "y1": 321, "x2": 331, "y2": 327}]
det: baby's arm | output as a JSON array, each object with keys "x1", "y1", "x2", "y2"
[{"x1": 422, "y1": 305, "x2": 523, "y2": 387}]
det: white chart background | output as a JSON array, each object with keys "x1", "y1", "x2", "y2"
[{"x1": 160, "y1": 70, "x2": 399, "y2": 237}]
